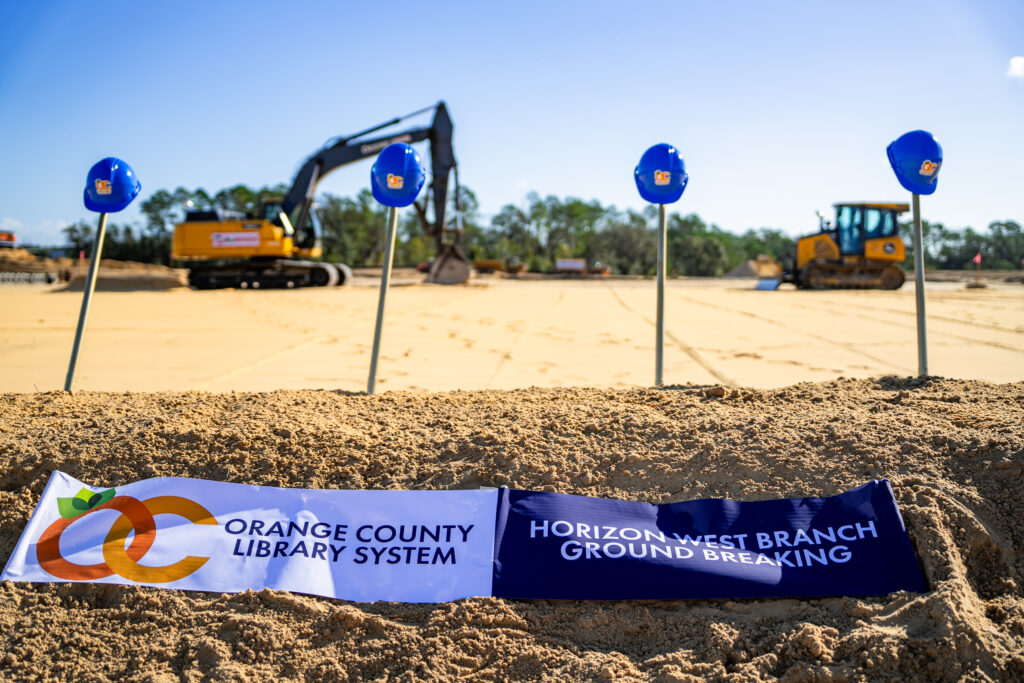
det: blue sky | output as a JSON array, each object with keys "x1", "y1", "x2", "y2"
[{"x1": 2, "y1": 1, "x2": 1022, "y2": 245}]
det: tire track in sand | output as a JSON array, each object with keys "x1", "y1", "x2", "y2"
[
  {"x1": 196, "y1": 286, "x2": 494, "y2": 391},
  {"x1": 670, "y1": 292, "x2": 914, "y2": 374},
  {"x1": 190, "y1": 335, "x2": 326, "y2": 390},
  {"x1": 786, "y1": 298, "x2": 1024, "y2": 355},
  {"x1": 485, "y1": 290, "x2": 565, "y2": 389},
  {"x1": 606, "y1": 286, "x2": 735, "y2": 386}
]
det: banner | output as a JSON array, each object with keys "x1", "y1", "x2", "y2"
[
  {"x1": 492, "y1": 480, "x2": 925, "y2": 600},
  {"x1": 1, "y1": 472, "x2": 496, "y2": 603},
  {"x1": 2, "y1": 474, "x2": 925, "y2": 602}
]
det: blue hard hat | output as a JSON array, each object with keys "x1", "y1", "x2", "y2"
[
  {"x1": 84, "y1": 157, "x2": 141, "y2": 212},
  {"x1": 887, "y1": 130, "x2": 942, "y2": 196},
  {"x1": 634, "y1": 143, "x2": 688, "y2": 204},
  {"x1": 371, "y1": 143, "x2": 425, "y2": 208}
]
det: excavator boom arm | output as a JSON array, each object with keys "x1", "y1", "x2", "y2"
[{"x1": 282, "y1": 102, "x2": 456, "y2": 242}]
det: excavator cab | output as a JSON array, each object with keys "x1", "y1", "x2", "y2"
[{"x1": 260, "y1": 198, "x2": 320, "y2": 255}]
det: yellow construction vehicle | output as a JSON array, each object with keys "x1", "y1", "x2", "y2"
[
  {"x1": 778, "y1": 202, "x2": 909, "y2": 289},
  {"x1": 173, "y1": 102, "x2": 468, "y2": 289}
]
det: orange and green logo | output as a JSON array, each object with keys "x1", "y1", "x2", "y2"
[{"x1": 36, "y1": 488, "x2": 217, "y2": 584}]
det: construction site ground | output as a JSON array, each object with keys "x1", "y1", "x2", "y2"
[{"x1": 2, "y1": 275, "x2": 1021, "y2": 393}]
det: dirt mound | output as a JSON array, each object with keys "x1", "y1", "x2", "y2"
[
  {"x1": 59, "y1": 269, "x2": 188, "y2": 291},
  {"x1": 0, "y1": 248, "x2": 38, "y2": 263},
  {"x1": 724, "y1": 259, "x2": 758, "y2": 278},
  {"x1": 95, "y1": 258, "x2": 180, "y2": 273},
  {"x1": 1, "y1": 249, "x2": 182, "y2": 289},
  {"x1": 1, "y1": 378, "x2": 1022, "y2": 680},
  {"x1": 0, "y1": 248, "x2": 66, "y2": 274}
]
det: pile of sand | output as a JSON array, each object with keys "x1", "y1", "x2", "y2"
[
  {"x1": 59, "y1": 269, "x2": 188, "y2": 292},
  {"x1": 724, "y1": 260, "x2": 758, "y2": 278},
  {"x1": 1, "y1": 248, "x2": 186, "y2": 289},
  {"x1": 1, "y1": 377, "x2": 1022, "y2": 679},
  {"x1": 59, "y1": 257, "x2": 187, "y2": 291},
  {"x1": 0, "y1": 248, "x2": 67, "y2": 274}
]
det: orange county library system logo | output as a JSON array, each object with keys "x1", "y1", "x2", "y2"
[
  {"x1": 94, "y1": 179, "x2": 112, "y2": 195},
  {"x1": 36, "y1": 487, "x2": 217, "y2": 584},
  {"x1": 919, "y1": 160, "x2": 938, "y2": 176},
  {"x1": 654, "y1": 170, "x2": 671, "y2": 186},
  {"x1": 387, "y1": 173, "x2": 404, "y2": 189}
]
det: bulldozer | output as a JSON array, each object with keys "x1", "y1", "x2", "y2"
[
  {"x1": 172, "y1": 102, "x2": 470, "y2": 289},
  {"x1": 766, "y1": 202, "x2": 909, "y2": 290}
]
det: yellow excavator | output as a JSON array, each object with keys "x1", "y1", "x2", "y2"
[
  {"x1": 172, "y1": 102, "x2": 469, "y2": 289},
  {"x1": 764, "y1": 202, "x2": 909, "y2": 289}
]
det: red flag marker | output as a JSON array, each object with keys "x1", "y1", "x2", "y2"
[{"x1": 970, "y1": 252, "x2": 983, "y2": 289}]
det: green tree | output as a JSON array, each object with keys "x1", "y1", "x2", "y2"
[
  {"x1": 212, "y1": 183, "x2": 290, "y2": 216},
  {"x1": 316, "y1": 189, "x2": 389, "y2": 265},
  {"x1": 986, "y1": 220, "x2": 1023, "y2": 269},
  {"x1": 590, "y1": 210, "x2": 656, "y2": 275},
  {"x1": 736, "y1": 228, "x2": 795, "y2": 264},
  {"x1": 665, "y1": 213, "x2": 733, "y2": 276},
  {"x1": 62, "y1": 220, "x2": 94, "y2": 253},
  {"x1": 490, "y1": 203, "x2": 541, "y2": 264}
]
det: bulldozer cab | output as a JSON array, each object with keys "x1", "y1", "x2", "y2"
[{"x1": 833, "y1": 203, "x2": 907, "y2": 255}]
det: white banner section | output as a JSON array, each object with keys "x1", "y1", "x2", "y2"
[{"x1": 2, "y1": 472, "x2": 497, "y2": 603}]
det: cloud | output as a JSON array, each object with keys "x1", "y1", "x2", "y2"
[{"x1": 1008, "y1": 56, "x2": 1024, "y2": 80}]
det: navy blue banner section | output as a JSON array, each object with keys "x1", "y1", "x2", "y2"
[{"x1": 492, "y1": 480, "x2": 925, "y2": 600}]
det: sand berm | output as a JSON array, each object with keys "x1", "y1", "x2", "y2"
[{"x1": 1, "y1": 377, "x2": 1022, "y2": 680}]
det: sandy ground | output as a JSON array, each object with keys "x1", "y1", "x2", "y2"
[
  {"x1": 2, "y1": 277, "x2": 1022, "y2": 393},
  {"x1": 1, "y1": 379, "x2": 1022, "y2": 680},
  {"x1": 2, "y1": 278, "x2": 1023, "y2": 679}
]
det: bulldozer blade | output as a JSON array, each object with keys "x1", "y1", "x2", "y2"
[{"x1": 427, "y1": 244, "x2": 471, "y2": 285}]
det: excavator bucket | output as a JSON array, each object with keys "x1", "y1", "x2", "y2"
[
  {"x1": 755, "y1": 254, "x2": 782, "y2": 290},
  {"x1": 427, "y1": 244, "x2": 472, "y2": 284}
]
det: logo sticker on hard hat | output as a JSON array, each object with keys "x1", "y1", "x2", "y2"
[
  {"x1": 654, "y1": 171, "x2": 671, "y2": 186},
  {"x1": 95, "y1": 179, "x2": 112, "y2": 195},
  {"x1": 387, "y1": 174, "x2": 404, "y2": 190},
  {"x1": 919, "y1": 160, "x2": 938, "y2": 177}
]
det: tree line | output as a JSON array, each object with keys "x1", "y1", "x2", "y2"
[
  {"x1": 911, "y1": 219, "x2": 1023, "y2": 271},
  {"x1": 57, "y1": 184, "x2": 1023, "y2": 274}
]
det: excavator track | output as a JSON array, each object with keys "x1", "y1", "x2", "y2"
[{"x1": 187, "y1": 260, "x2": 352, "y2": 290}]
